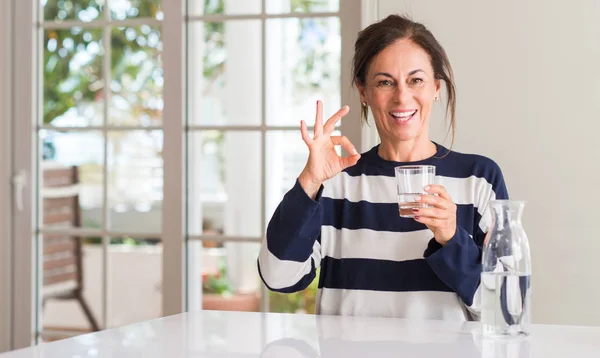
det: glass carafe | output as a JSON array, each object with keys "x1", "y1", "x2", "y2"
[{"x1": 481, "y1": 200, "x2": 532, "y2": 338}]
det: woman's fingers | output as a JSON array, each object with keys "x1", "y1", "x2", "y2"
[
  {"x1": 411, "y1": 185, "x2": 457, "y2": 244},
  {"x1": 331, "y1": 135, "x2": 361, "y2": 169},
  {"x1": 341, "y1": 154, "x2": 362, "y2": 169},
  {"x1": 424, "y1": 184, "x2": 453, "y2": 202},
  {"x1": 323, "y1": 105, "x2": 350, "y2": 134},
  {"x1": 414, "y1": 215, "x2": 440, "y2": 227},
  {"x1": 330, "y1": 135, "x2": 359, "y2": 156},
  {"x1": 412, "y1": 206, "x2": 449, "y2": 220},
  {"x1": 314, "y1": 100, "x2": 324, "y2": 137},
  {"x1": 415, "y1": 193, "x2": 449, "y2": 210},
  {"x1": 300, "y1": 120, "x2": 312, "y2": 145},
  {"x1": 306, "y1": 102, "x2": 349, "y2": 141}
]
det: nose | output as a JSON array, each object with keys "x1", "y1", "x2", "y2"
[{"x1": 393, "y1": 82, "x2": 410, "y2": 104}]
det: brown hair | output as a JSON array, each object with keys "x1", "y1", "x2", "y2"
[{"x1": 352, "y1": 14, "x2": 457, "y2": 147}]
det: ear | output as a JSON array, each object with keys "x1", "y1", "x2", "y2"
[
  {"x1": 434, "y1": 79, "x2": 441, "y2": 99},
  {"x1": 357, "y1": 83, "x2": 367, "y2": 104}
]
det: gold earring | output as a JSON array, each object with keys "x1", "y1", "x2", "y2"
[{"x1": 360, "y1": 103, "x2": 368, "y2": 123}]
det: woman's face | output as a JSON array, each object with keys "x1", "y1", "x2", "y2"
[{"x1": 358, "y1": 38, "x2": 440, "y2": 144}]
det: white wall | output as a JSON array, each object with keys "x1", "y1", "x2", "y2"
[{"x1": 377, "y1": 0, "x2": 600, "y2": 326}]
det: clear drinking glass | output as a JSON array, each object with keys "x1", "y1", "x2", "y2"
[{"x1": 394, "y1": 165, "x2": 436, "y2": 218}]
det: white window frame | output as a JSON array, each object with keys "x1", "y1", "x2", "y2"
[
  {"x1": 6, "y1": 0, "x2": 375, "y2": 350},
  {"x1": 11, "y1": 0, "x2": 37, "y2": 350},
  {"x1": 162, "y1": 0, "x2": 186, "y2": 316},
  {"x1": 0, "y1": 0, "x2": 14, "y2": 353},
  {"x1": 360, "y1": 0, "x2": 382, "y2": 151}
]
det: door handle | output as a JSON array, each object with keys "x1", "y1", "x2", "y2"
[{"x1": 11, "y1": 170, "x2": 27, "y2": 212}]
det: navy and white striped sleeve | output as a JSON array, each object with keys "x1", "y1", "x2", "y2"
[
  {"x1": 424, "y1": 159, "x2": 509, "y2": 317},
  {"x1": 258, "y1": 179, "x2": 323, "y2": 293}
]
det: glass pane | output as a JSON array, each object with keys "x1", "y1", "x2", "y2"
[
  {"x1": 187, "y1": 241, "x2": 261, "y2": 312},
  {"x1": 43, "y1": 28, "x2": 104, "y2": 127},
  {"x1": 108, "y1": 238, "x2": 162, "y2": 328},
  {"x1": 110, "y1": 0, "x2": 163, "y2": 20},
  {"x1": 188, "y1": 21, "x2": 262, "y2": 125},
  {"x1": 43, "y1": 0, "x2": 104, "y2": 22},
  {"x1": 110, "y1": 26, "x2": 163, "y2": 126},
  {"x1": 187, "y1": 0, "x2": 261, "y2": 16},
  {"x1": 40, "y1": 130, "x2": 104, "y2": 230},
  {"x1": 266, "y1": 0, "x2": 339, "y2": 14},
  {"x1": 265, "y1": 131, "x2": 308, "y2": 227},
  {"x1": 266, "y1": 17, "x2": 341, "y2": 126},
  {"x1": 40, "y1": 236, "x2": 104, "y2": 341},
  {"x1": 265, "y1": 130, "x2": 340, "y2": 227},
  {"x1": 107, "y1": 130, "x2": 163, "y2": 232},
  {"x1": 187, "y1": 131, "x2": 261, "y2": 237}
]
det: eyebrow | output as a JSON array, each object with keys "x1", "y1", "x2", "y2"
[{"x1": 372, "y1": 69, "x2": 425, "y2": 79}]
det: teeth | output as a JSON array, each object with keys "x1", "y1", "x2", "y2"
[{"x1": 391, "y1": 110, "x2": 417, "y2": 120}]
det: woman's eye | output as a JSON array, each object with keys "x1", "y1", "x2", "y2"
[
  {"x1": 410, "y1": 78, "x2": 424, "y2": 84},
  {"x1": 378, "y1": 80, "x2": 393, "y2": 86}
]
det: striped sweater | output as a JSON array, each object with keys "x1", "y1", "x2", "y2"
[{"x1": 258, "y1": 142, "x2": 509, "y2": 321}]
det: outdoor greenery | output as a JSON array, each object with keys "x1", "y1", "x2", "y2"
[
  {"x1": 202, "y1": 255, "x2": 234, "y2": 295},
  {"x1": 43, "y1": 0, "x2": 336, "y2": 126},
  {"x1": 43, "y1": 0, "x2": 163, "y2": 126},
  {"x1": 269, "y1": 270, "x2": 319, "y2": 313}
]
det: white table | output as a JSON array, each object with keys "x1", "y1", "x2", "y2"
[{"x1": 2, "y1": 310, "x2": 599, "y2": 357}]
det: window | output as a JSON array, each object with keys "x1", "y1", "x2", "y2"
[
  {"x1": 184, "y1": 0, "x2": 346, "y2": 315},
  {"x1": 9, "y1": 0, "x2": 364, "y2": 347}
]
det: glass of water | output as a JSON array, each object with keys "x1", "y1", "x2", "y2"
[{"x1": 394, "y1": 165, "x2": 436, "y2": 218}]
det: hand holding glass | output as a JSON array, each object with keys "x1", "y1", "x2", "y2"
[{"x1": 394, "y1": 165, "x2": 436, "y2": 218}]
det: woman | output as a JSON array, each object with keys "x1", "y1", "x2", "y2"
[{"x1": 258, "y1": 14, "x2": 508, "y2": 321}]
